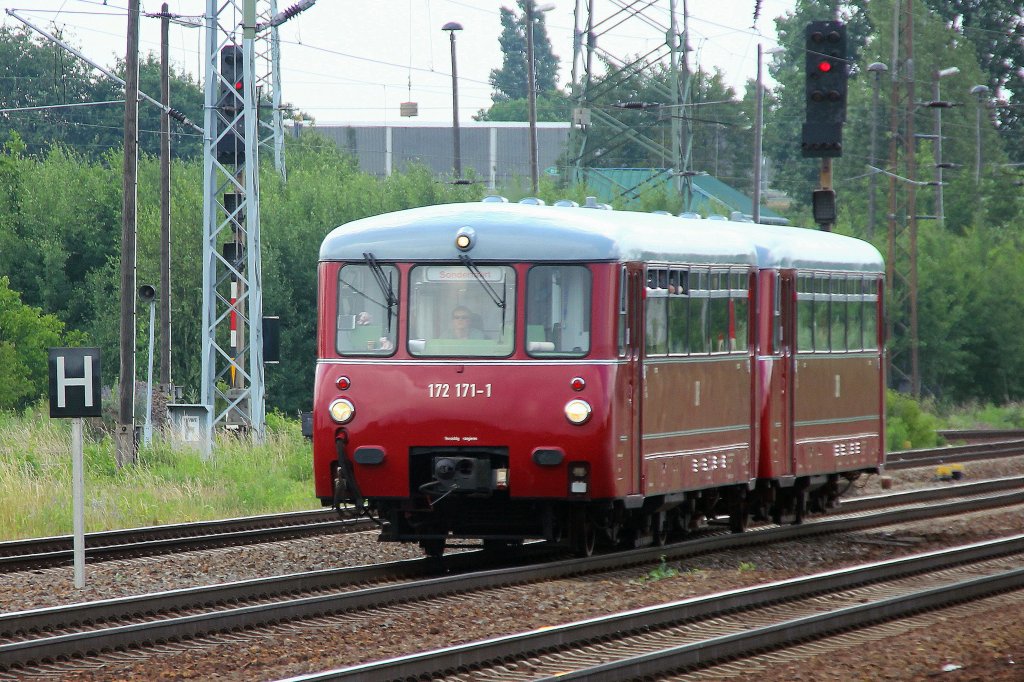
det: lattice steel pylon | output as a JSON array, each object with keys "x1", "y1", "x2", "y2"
[
  {"x1": 569, "y1": 0, "x2": 692, "y2": 203},
  {"x1": 201, "y1": 0, "x2": 265, "y2": 452},
  {"x1": 255, "y1": 0, "x2": 287, "y2": 179}
]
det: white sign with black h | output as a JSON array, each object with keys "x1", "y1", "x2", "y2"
[{"x1": 48, "y1": 347, "x2": 102, "y2": 589}]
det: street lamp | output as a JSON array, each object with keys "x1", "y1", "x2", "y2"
[
  {"x1": 932, "y1": 66, "x2": 960, "y2": 221},
  {"x1": 752, "y1": 44, "x2": 784, "y2": 224},
  {"x1": 442, "y1": 21, "x2": 463, "y2": 178},
  {"x1": 138, "y1": 284, "x2": 157, "y2": 446},
  {"x1": 970, "y1": 84, "x2": 990, "y2": 185},
  {"x1": 867, "y1": 62, "x2": 888, "y2": 236},
  {"x1": 526, "y1": 1, "x2": 555, "y2": 194}
]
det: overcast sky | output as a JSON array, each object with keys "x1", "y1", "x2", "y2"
[{"x1": 4, "y1": 1, "x2": 796, "y2": 124}]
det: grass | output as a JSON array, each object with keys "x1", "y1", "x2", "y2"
[
  {"x1": 0, "y1": 406, "x2": 315, "y2": 541},
  {"x1": 2, "y1": 395, "x2": 1017, "y2": 541}
]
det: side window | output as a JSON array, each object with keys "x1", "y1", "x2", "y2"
[
  {"x1": 688, "y1": 270, "x2": 710, "y2": 354},
  {"x1": 527, "y1": 265, "x2": 591, "y2": 357},
  {"x1": 618, "y1": 267, "x2": 627, "y2": 357},
  {"x1": 796, "y1": 272, "x2": 881, "y2": 353},
  {"x1": 863, "y1": 278, "x2": 879, "y2": 349},
  {"x1": 336, "y1": 264, "x2": 399, "y2": 355},
  {"x1": 708, "y1": 272, "x2": 729, "y2": 353},
  {"x1": 797, "y1": 274, "x2": 814, "y2": 351},
  {"x1": 830, "y1": 277, "x2": 847, "y2": 352},
  {"x1": 729, "y1": 270, "x2": 749, "y2": 353}
]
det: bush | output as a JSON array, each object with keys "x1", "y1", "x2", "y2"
[{"x1": 886, "y1": 390, "x2": 940, "y2": 450}]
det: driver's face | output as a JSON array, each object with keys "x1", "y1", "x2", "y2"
[{"x1": 452, "y1": 311, "x2": 470, "y2": 335}]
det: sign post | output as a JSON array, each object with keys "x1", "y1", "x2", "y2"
[{"x1": 48, "y1": 348, "x2": 102, "y2": 589}]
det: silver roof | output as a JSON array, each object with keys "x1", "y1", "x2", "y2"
[{"x1": 319, "y1": 202, "x2": 882, "y2": 273}]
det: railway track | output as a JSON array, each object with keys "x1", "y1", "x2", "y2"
[
  {"x1": 2, "y1": 477, "x2": 1022, "y2": 674},
  {"x1": 0, "y1": 509, "x2": 373, "y2": 573},
  {"x1": 884, "y1": 438, "x2": 1024, "y2": 471},
  {"x1": 288, "y1": 535, "x2": 1024, "y2": 681},
  {"x1": 4, "y1": 438, "x2": 1017, "y2": 575}
]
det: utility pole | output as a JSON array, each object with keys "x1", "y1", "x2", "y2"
[
  {"x1": 904, "y1": 2, "x2": 920, "y2": 398},
  {"x1": 526, "y1": 0, "x2": 539, "y2": 194},
  {"x1": 160, "y1": 4, "x2": 173, "y2": 404},
  {"x1": 117, "y1": 0, "x2": 141, "y2": 467}
]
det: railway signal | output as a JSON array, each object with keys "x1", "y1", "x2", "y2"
[
  {"x1": 802, "y1": 20, "x2": 848, "y2": 158},
  {"x1": 217, "y1": 45, "x2": 245, "y2": 164}
]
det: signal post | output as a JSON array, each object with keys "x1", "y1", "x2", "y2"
[{"x1": 801, "y1": 20, "x2": 849, "y2": 231}]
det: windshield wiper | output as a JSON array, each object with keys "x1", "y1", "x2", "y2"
[
  {"x1": 363, "y1": 252, "x2": 397, "y2": 332},
  {"x1": 459, "y1": 254, "x2": 505, "y2": 310}
]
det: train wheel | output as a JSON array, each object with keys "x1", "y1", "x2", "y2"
[
  {"x1": 793, "y1": 490, "x2": 807, "y2": 525},
  {"x1": 728, "y1": 489, "x2": 749, "y2": 534},
  {"x1": 572, "y1": 516, "x2": 597, "y2": 557},
  {"x1": 652, "y1": 511, "x2": 669, "y2": 546},
  {"x1": 420, "y1": 539, "x2": 444, "y2": 559}
]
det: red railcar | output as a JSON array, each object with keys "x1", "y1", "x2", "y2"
[{"x1": 312, "y1": 200, "x2": 885, "y2": 556}]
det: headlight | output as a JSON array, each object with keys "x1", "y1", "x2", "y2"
[
  {"x1": 328, "y1": 398, "x2": 355, "y2": 424},
  {"x1": 564, "y1": 399, "x2": 592, "y2": 425}
]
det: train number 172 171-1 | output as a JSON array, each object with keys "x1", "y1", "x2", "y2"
[{"x1": 428, "y1": 383, "x2": 492, "y2": 398}]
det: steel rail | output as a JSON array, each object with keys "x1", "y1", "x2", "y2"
[
  {"x1": 0, "y1": 511, "x2": 372, "y2": 572},
  {"x1": 839, "y1": 475, "x2": 1024, "y2": 512},
  {"x1": 937, "y1": 428, "x2": 1024, "y2": 443},
  {"x1": 886, "y1": 439, "x2": 1024, "y2": 470},
  {"x1": 2, "y1": 485, "x2": 1023, "y2": 672},
  {"x1": 280, "y1": 536, "x2": 1024, "y2": 681}
]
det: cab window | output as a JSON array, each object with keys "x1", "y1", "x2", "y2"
[
  {"x1": 527, "y1": 265, "x2": 592, "y2": 357},
  {"x1": 408, "y1": 264, "x2": 516, "y2": 357},
  {"x1": 336, "y1": 264, "x2": 399, "y2": 355}
]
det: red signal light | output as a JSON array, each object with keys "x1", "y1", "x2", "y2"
[{"x1": 817, "y1": 60, "x2": 832, "y2": 73}]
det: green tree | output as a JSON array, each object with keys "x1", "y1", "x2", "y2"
[
  {"x1": 488, "y1": 2, "x2": 560, "y2": 103},
  {"x1": 0, "y1": 26, "x2": 204, "y2": 159},
  {"x1": 0, "y1": 276, "x2": 73, "y2": 409},
  {"x1": 923, "y1": 0, "x2": 1024, "y2": 163},
  {"x1": 474, "y1": 92, "x2": 570, "y2": 122}
]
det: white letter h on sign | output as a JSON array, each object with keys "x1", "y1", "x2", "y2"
[{"x1": 57, "y1": 356, "x2": 94, "y2": 408}]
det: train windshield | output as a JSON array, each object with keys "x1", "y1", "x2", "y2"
[
  {"x1": 336, "y1": 264, "x2": 399, "y2": 355},
  {"x1": 408, "y1": 265, "x2": 516, "y2": 357},
  {"x1": 526, "y1": 265, "x2": 591, "y2": 357}
]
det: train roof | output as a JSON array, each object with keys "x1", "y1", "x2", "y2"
[
  {"x1": 319, "y1": 201, "x2": 883, "y2": 273},
  {"x1": 320, "y1": 202, "x2": 758, "y2": 266}
]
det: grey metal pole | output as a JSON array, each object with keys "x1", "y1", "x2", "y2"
[
  {"x1": 442, "y1": 22, "x2": 463, "y2": 177},
  {"x1": 752, "y1": 44, "x2": 763, "y2": 224},
  {"x1": 526, "y1": 1, "x2": 539, "y2": 194},
  {"x1": 72, "y1": 417, "x2": 85, "y2": 588},
  {"x1": 933, "y1": 74, "x2": 943, "y2": 221},
  {"x1": 159, "y1": 4, "x2": 172, "y2": 398},
  {"x1": 144, "y1": 301, "x2": 155, "y2": 446},
  {"x1": 971, "y1": 85, "x2": 989, "y2": 185},
  {"x1": 867, "y1": 63, "x2": 887, "y2": 236}
]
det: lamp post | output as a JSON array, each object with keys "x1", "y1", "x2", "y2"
[
  {"x1": 970, "y1": 84, "x2": 989, "y2": 185},
  {"x1": 932, "y1": 66, "x2": 959, "y2": 221},
  {"x1": 442, "y1": 21, "x2": 463, "y2": 178},
  {"x1": 867, "y1": 62, "x2": 888, "y2": 236},
  {"x1": 752, "y1": 44, "x2": 784, "y2": 224},
  {"x1": 138, "y1": 284, "x2": 157, "y2": 446},
  {"x1": 526, "y1": 1, "x2": 555, "y2": 194}
]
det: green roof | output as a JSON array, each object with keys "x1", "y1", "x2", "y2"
[{"x1": 579, "y1": 168, "x2": 788, "y2": 225}]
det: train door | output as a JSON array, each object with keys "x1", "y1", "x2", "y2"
[
  {"x1": 760, "y1": 270, "x2": 793, "y2": 478},
  {"x1": 622, "y1": 266, "x2": 644, "y2": 494},
  {"x1": 779, "y1": 271, "x2": 796, "y2": 474}
]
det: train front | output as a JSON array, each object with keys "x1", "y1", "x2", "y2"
[{"x1": 312, "y1": 205, "x2": 621, "y2": 554}]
